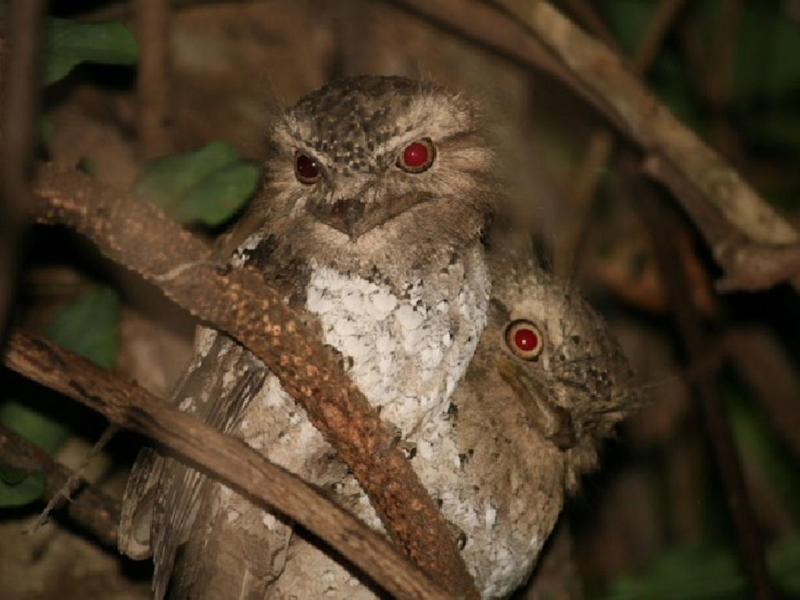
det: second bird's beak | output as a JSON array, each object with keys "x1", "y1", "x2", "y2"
[{"x1": 496, "y1": 357, "x2": 576, "y2": 450}]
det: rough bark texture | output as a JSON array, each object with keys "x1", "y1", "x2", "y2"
[
  {"x1": 32, "y1": 162, "x2": 476, "y2": 598},
  {"x1": 3, "y1": 330, "x2": 452, "y2": 600}
]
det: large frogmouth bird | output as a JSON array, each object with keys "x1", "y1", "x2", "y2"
[
  {"x1": 118, "y1": 76, "x2": 495, "y2": 598},
  {"x1": 264, "y1": 240, "x2": 639, "y2": 598}
]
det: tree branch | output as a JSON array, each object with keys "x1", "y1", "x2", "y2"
[
  {"x1": 493, "y1": 1, "x2": 797, "y2": 246},
  {"x1": 385, "y1": 0, "x2": 800, "y2": 291},
  {"x1": 2, "y1": 330, "x2": 451, "y2": 600},
  {"x1": 644, "y1": 155, "x2": 800, "y2": 292},
  {"x1": 0, "y1": 0, "x2": 47, "y2": 337},
  {"x1": 32, "y1": 162, "x2": 476, "y2": 598},
  {"x1": 0, "y1": 423, "x2": 119, "y2": 549},
  {"x1": 135, "y1": 0, "x2": 172, "y2": 159}
]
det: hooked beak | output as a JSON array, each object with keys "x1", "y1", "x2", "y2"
[
  {"x1": 308, "y1": 194, "x2": 427, "y2": 240},
  {"x1": 496, "y1": 357, "x2": 576, "y2": 450}
]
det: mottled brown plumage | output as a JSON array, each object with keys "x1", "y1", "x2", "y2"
[
  {"x1": 119, "y1": 75, "x2": 496, "y2": 599},
  {"x1": 262, "y1": 238, "x2": 639, "y2": 598}
]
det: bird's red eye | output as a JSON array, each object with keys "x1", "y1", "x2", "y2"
[
  {"x1": 295, "y1": 152, "x2": 321, "y2": 184},
  {"x1": 397, "y1": 138, "x2": 435, "y2": 173},
  {"x1": 504, "y1": 320, "x2": 543, "y2": 361}
]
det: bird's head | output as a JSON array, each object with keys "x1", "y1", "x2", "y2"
[
  {"x1": 481, "y1": 254, "x2": 640, "y2": 493},
  {"x1": 261, "y1": 76, "x2": 494, "y2": 245}
]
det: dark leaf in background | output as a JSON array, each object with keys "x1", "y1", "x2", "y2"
[
  {"x1": 0, "y1": 464, "x2": 46, "y2": 509},
  {"x1": 45, "y1": 285, "x2": 121, "y2": 371},
  {"x1": 605, "y1": 537, "x2": 800, "y2": 598},
  {"x1": 43, "y1": 18, "x2": 138, "y2": 85},
  {"x1": 0, "y1": 286, "x2": 120, "y2": 466},
  {"x1": 132, "y1": 141, "x2": 262, "y2": 226}
]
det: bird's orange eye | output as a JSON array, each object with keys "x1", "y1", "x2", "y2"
[
  {"x1": 295, "y1": 152, "x2": 321, "y2": 184},
  {"x1": 505, "y1": 320, "x2": 543, "y2": 361},
  {"x1": 397, "y1": 138, "x2": 435, "y2": 173}
]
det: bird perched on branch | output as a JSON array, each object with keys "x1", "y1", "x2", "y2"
[
  {"x1": 118, "y1": 75, "x2": 495, "y2": 599},
  {"x1": 262, "y1": 238, "x2": 639, "y2": 598}
]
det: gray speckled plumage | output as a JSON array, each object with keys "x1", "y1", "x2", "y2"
[
  {"x1": 266, "y1": 240, "x2": 639, "y2": 599},
  {"x1": 118, "y1": 76, "x2": 496, "y2": 599}
]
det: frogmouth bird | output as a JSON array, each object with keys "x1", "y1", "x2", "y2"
[
  {"x1": 264, "y1": 240, "x2": 639, "y2": 598},
  {"x1": 118, "y1": 75, "x2": 496, "y2": 599}
]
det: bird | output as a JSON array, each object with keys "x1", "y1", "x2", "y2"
[
  {"x1": 261, "y1": 235, "x2": 639, "y2": 598},
  {"x1": 117, "y1": 75, "x2": 497, "y2": 599}
]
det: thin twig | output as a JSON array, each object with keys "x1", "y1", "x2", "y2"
[
  {"x1": 0, "y1": 423, "x2": 120, "y2": 549},
  {"x1": 32, "y1": 163, "x2": 477, "y2": 598},
  {"x1": 31, "y1": 425, "x2": 119, "y2": 533},
  {"x1": 643, "y1": 155, "x2": 800, "y2": 291},
  {"x1": 135, "y1": 0, "x2": 171, "y2": 158},
  {"x1": 0, "y1": 0, "x2": 47, "y2": 338},
  {"x1": 3, "y1": 330, "x2": 452, "y2": 600}
]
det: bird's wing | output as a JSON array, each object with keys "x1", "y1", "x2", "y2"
[{"x1": 119, "y1": 329, "x2": 269, "y2": 599}]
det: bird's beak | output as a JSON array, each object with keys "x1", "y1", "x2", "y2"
[
  {"x1": 309, "y1": 194, "x2": 426, "y2": 240},
  {"x1": 309, "y1": 197, "x2": 368, "y2": 239},
  {"x1": 496, "y1": 357, "x2": 576, "y2": 450}
]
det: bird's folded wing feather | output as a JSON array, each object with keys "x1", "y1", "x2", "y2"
[{"x1": 118, "y1": 330, "x2": 269, "y2": 599}]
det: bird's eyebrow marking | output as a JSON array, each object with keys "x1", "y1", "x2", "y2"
[{"x1": 438, "y1": 129, "x2": 482, "y2": 146}]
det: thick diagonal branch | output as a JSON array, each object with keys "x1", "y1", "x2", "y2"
[
  {"x1": 32, "y1": 163, "x2": 477, "y2": 598},
  {"x1": 386, "y1": 0, "x2": 800, "y2": 290},
  {"x1": 493, "y1": 1, "x2": 797, "y2": 248},
  {"x1": 3, "y1": 331, "x2": 451, "y2": 600}
]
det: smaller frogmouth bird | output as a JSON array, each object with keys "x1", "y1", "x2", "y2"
[{"x1": 263, "y1": 238, "x2": 640, "y2": 598}]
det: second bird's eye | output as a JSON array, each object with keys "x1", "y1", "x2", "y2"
[
  {"x1": 295, "y1": 152, "x2": 322, "y2": 184},
  {"x1": 397, "y1": 138, "x2": 435, "y2": 173},
  {"x1": 504, "y1": 320, "x2": 544, "y2": 361}
]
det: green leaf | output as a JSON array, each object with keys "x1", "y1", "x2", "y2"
[
  {"x1": 132, "y1": 142, "x2": 262, "y2": 226},
  {"x1": 170, "y1": 162, "x2": 261, "y2": 226},
  {"x1": 0, "y1": 465, "x2": 45, "y2": 508},
  {"x1": 0, "y1": 286, "x2": 120, "y2": 455},
  {"x1": 605, "y1": 538, "x2": 800, "y2": 599},
  {"x1": 0, "y1": 402, "x2": 70, "y2": 455},
  {"x1": 728, "y1": 389, "x2": 800, "y2": 519},
  {"x1": 43, "y1": 18, "x2": 138, "y2": 86},
  {"x1": 606, "y1": 546, "x2": 744, "y2": 599},
  {"x1": 45, "y1": 286, "x2": 121, "y2": 370},
  {"x1": 770, "y1": 536, "x2": 800, "y2": 595}
]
